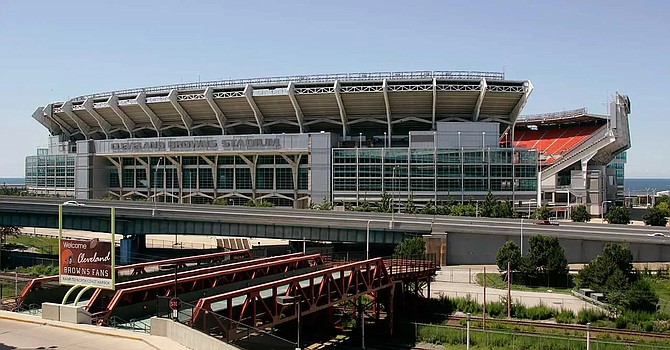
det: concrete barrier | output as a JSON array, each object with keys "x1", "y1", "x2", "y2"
[{"x1": 151, "y1": 317, "x2": 238, "y2": 350}]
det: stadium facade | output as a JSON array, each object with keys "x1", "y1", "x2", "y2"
[{"x1": 25, "y1": 71, "x2": 630, "y2": 216}]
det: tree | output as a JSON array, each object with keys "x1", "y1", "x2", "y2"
[
  {"x1": 496, "y1": 241, "x2": 522, "y2": 272},
  {"x1": 570, "y1": 205, "x2": 591, "y2": 222},
  {"x1": 404, "y1": 195, "x2": 417, "y2": 214},
  {"x1": 606, "y1": 206, "x2": 631, "y2": 225},
  {"x1": 0, "y1": 226, "x2": 21, "y2": 245},
  {"x1": 377, "y1": 192, "x2": 393, "y2": 213},
  {"x1": 576, "y1": 243, "x2": 657, "y2": 312},
  {"x1": 480, "y1": 191, "x2": 497, "y2": 218},
  {"x1": 450, "y1": 203, "x2": 477, "y2": 217},
  {"x1": 533, "y1": 205, "x2": 552, "y2": 220},
  {"x1": 643, "y1": 207, "x2": 668, "y2": 226},
  {"x1": 492, "y1": 201, "x2": 515, "y2": 218},
  {"x1": 420, "y1": 201, "x2": 437, "y2": 215},
  {"x1": 526, "y1": 235, "x2": 568, "y2": 276},
  {"x1": 394, "y1": 236, "x2": 426, "y2": 257}
]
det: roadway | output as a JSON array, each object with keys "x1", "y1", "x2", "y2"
[{"x1": 0, "y1": 196, "x2": 668, "y2": 245}]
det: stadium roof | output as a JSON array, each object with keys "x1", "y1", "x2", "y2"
[
  {"x1": 32, "y1": 70, "x2": 532, "y2": 140},
  {"x1": 517, "y1": 107, "x2": 608, "y2": 126}
]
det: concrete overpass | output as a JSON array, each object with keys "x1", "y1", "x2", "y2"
[{"x1": 1, "y1": 196, "x2": 669, "y2": 264}]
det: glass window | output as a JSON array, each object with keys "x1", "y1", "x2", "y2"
[
  {"x1": 411, "y1": 149, "x2": 434, "y2": 163},
  {"x1": 383, "y1": 165, "x2": 407, "y2": 177},
  {"x1": 183, "y1": 169, "x2": 197, "y2": 189},
  {"x1": 136, "y1": 168, "x2": 147, "y2": 188},
  {"x1": 437, "y1": 150, "x2": 460, "y2": 164},
  {"x1": 258, "y1": 155, "x2": 274, "y2": 165},
  {"x1": 218, "y1": 156, "x2": 235, "y2": 164},
  {"x1": 236, "y1": 168, "x2": 252, "y2": 189},
  {"x1": 199, "y1": 169, "x2": 214, "y2": 189},
  {"x1": 384, "y1": 149, "x2": 408, "y2": 163},
  {"x1": 410, "y1": 165, "x2": 434, "y2": 177},
  {"x1": 333, "y1": 149, "x2": 357, "y2": 164},
  {"x1": 298, "y1": 167, "x2": 309, "y2": 190},
  {"x1": 437, "y1": 165, "x2": 461, "y2": 178},
  {"x1": 359, "y1": 165, "x2": 382, "y2": 178},
  {"x1": 122, "y1": 169, "x2": 134, "y2": 188},
  {"x1": 257, "y1": 168, "x2": 274, "y2": 190},
  {"x1": 218, "y1": 168, "x2": 234, "y2": 189},
  {"x1": 515, "y1": 165, "x2": 537, "y2": 178},
  {"x1": 410, "y1": 179, "x2": 434, "y2": 191},
  {"x1": 333, "y1": 178, "x2": 356, "y2": 191},
  {"x1": 384, "y1": 178, "x2": 407, "y2": 193},
  {"x1": 109, "y1": 169, "x2": 119, "y2": 188},
  {"x1": 334, "y1": 165, "x2": 357, "y2": 178},
  {"x1": 360, "y1": 178, "x2": 382, "y2": 191},
  {"x1": 183, "y1": 156, "x2": 198, "y2": 165},
  {"x1": 464, "y1": 165, "x2": 487, "y2": 178},
  {"x1": 437, "y1": 178, "x2": 461, "y2": 191},
  {"x1": 276, "y1": 168, "x2": 293, "y2": 190},
  {"x1": 463, "y1": 179, "x2": 487, "y2": 191},
  {"x1": 358, "y1": 149, "x2": 383, "y2": 163}
]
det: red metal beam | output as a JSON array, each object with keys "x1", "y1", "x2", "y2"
[
  {"x1": 190, "y1": 258, "x2": 394, "y2": 338},
  {"x1": 95, "y1": 253, "x2": 325, "y2": 324},
  {"x1": 85, "y1": 253, "x2": 305, "y2": 312},
  {"x1": 13, "y1": 249, "x2": 251, "y2": 311}
]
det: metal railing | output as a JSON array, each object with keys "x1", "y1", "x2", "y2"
[
  {"x1": 519, "y1": 107, "x2": 590, "y2": 122},
  {"x1": 108, "y1": 316, "x2": 151, "y2": 333},
  {"x1": 68, "y1": 70, "x2": 505, "y2": 102},
  {"x1": 155, "y1": 296, "x2": 296, "y2": 350}
]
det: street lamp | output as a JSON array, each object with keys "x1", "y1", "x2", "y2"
[
  {"x1": 527, "y1": 199, "x2": 537, "y2": 218},
  {"x1": 383, "y1": 131, "x2": 387, "y2": 148},
  {"x1": 466, "y1": 312, "x2": 472, "y2": 350},
  {"x1": 520, "y1": 218, "x2": 524, "y2": 256},
  {"x1": 277, "y1": 296, "x2": 302, "y2": 350},
  {"x1": 359, "y1": 132, "x2": 363, "y2": 148},
  {"x1": 366, "y1": 219, "x2": 393, "y2": 260},
  {"x1": 601, "y1": 200, "x2": 612, "y2": 223}
]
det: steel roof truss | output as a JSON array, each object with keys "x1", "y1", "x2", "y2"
[
  {"x1": 472, "y1": 78, "x2": 488, "y2": 122},
  {"x1": 287, "y1": 82, "x2": 305, "y2": 133},
  {"x1": 168, "y1": 90, "x2": 194, "y2": 136},
  {"x1": 107, "y1": 95, "x2": 136, "y2": 137},
  {"x1": 204, "y1": 87, "x2": 227, "y2": 135},
  {"x1": 243, "y1": 84, "x2": 266, "y2": 134}
]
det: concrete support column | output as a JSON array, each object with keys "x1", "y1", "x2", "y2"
[{"x1": 120, "y1": 235, "x2": 145, "y2": 265}]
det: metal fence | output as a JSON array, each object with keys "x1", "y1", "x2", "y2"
[{"x1": 411, "y1": 322, "x2": 670, "y2": 350}]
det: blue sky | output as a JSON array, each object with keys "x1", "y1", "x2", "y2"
[{"x1": 0, "y1": 0, "x2": 668, "y2": 177}]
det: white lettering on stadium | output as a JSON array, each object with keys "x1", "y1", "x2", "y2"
[{"x1": 109, "y1": 138, "x2": 281, "y2": 153}]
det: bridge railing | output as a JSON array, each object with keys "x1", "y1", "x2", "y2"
[{"x1": 156, "y1": 296, "x2": 297, "y2": 350}]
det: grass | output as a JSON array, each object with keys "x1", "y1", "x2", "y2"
[
  {"x1": 4, "y1": 235, "x2": 59, "y2": 255},
  {"x1": 475, "y1": 273, "x2": 573, "y2": 295},
  {"x1": 647, "y1": 277, "x2": 670, "y2": 314},
  {"x1": 416, "y1": 323, "x2": 670, "y2": 350}
]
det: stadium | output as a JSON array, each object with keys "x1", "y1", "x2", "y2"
[{"x1": 24, "y1": 70, "x2": 631, "y2": 216}]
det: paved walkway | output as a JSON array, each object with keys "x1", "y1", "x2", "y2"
[
  {"x1": 427, "y1": 269, "x2": 597, "y2": 313},
  {"x1": 0, "y1": 311, "x2": 189, "y2": 350}
]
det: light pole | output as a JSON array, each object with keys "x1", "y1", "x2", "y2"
[
  {"x1": 466, "y1": 312, "x2": 471, "y2": 350},
  {"x1": 277, "y1": 296, "x2": 301, "y2": 350},
  {"x1": 384, "y1": 131, "x2": 387, "y2": 148},
  {"x1": 359, "y1": 132, "x2": 363, "y2": 148},
  {"x1": 586, "y1": 322, "x2": 591, "y2": 350},
  {"x1": 152, "y1": 157, "x2": 163, "y2": 217},
  {"x1": 601, "y1": 200, "x2": 612, "y2": 223},
  {"x1": 527, "y1": 199, "x2": 537, "y2": 218},
  {"x1": 366, "y1": 219, "x2": 393, "y2": 260},
  {"x1": 520, "y1": 218, "x2": 524, "y2": 256}
]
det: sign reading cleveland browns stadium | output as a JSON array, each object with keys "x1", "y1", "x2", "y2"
[
  {"x1": 108, "y1": 137, "x2": 282, "y2": 154},
  {"x1": 60, "y1": 238, "x2": 115, "y2": 290}
]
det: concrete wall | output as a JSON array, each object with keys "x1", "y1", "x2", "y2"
[
  {"x1": 151, "y1": 317, "x2": 238, "y2": 350},
  {"x1": 310, "y1": 132, "x2": 334, "y2": 204},
  {"x1": 446, "y1": 232, "x2": 670, "y2": 265},
  {"x1": 41, "y1": 303, "x2": 91, "y2": 324}
]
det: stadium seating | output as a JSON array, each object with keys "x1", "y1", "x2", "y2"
[{"x1": 513, "y1": 124, "x2": 603, "y2": 164}]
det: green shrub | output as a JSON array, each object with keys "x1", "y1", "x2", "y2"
[
  {"x1": 486, "y1": 301, "x2": 506, "y2": 318},
  {"x1": 555, "y1": 309, "x2": 575, "y2": 324},
  {"x1": 576, "y1": 308, "x2": 607, "y2": 324},
  {"x1": 453, "y1": 294, "x2": 482, "y2": 314}
]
